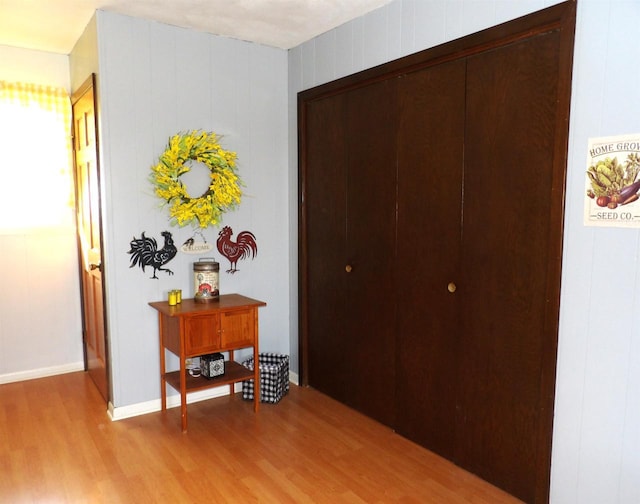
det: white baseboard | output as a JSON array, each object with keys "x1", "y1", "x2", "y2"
[
  {"x1": 108, "y1": 382, "x2": 243, "y2": 421},
  {"x1": 0, "y1": 361, "x2": 85, "y2": 385},
  {"x1": 1, "y1": 365, "x2": 301, "y2": 421}
]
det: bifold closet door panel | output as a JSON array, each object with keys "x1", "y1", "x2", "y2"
[
  {"x1": 304, "y1": 80, "x2": 398, "y2": 426},
  {"x1": 394, "y1": 60, "x2": 466, "y2": 459},
  {"x1": 456, "y1": 30, "x2": 564, "y2": 503},
  {"x1": 343, "y1": 80, "x2": 398, "y2": 427},
  {"x1": 304, "y1": 93, "x2": 350, "y2": 404}
]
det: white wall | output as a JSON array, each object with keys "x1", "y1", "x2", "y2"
[
  {"x1": 288, "y1": 1, "x2": 640, "y2": 503},
  {"x1": 553, "y1": 3, "x2": 640, "y2": 502},
  {"x1": 85, "y1": 11, "x2": 289, "y2": 411},
  {"x1": 0, "y1": 45, "x2": 70, "y2": 89},
  {"x1": 0, "y1": 45, "x2": 84, "y2": 383},
  {"x1": 69, "y1": 16, "x2": 98, "y2": 93}
]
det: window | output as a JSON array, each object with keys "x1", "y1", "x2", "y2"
[{"x1": 0, "y1": 81, "x2": 74, "y2": 231}]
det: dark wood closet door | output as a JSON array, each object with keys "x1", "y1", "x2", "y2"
[
  {"x1": 456, "y1": 30, "x2": 565, "y2": 503},
  {"x1": 395, "y1": 59, "x2": 466, "y2": 458},
  {"x1": 344, "y1": 80, "x2": 398, "y2": 426},
  {"x1": 300, "y1": 5, "x2": 574, "y2": 503},
  {"x1": 304, "y1": 93, "x2": 349, "y2": 404},
  {"x1": 304, "y1": 80, "x2": 397, "y2": 426}
]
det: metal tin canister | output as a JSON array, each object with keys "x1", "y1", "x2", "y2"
[{"x1": 193, "y1": 258, "x2": 220, "y2": 303}]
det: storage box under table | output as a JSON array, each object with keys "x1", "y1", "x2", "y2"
[{"x1": 242, "y1": 353, "x2": 290, "y2": 404}]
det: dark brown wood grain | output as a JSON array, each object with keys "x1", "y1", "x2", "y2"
[
  {"x1": 302, "y1": 80, "x2": 398, "y2": 427},
  {"x1": 394, "y1": 57, "x2": 466, "y2": 460},
  {"x1": 455, "y1": 29, "x2": 564, "y2": 502},
  {"x1": 298, "y1": 2, "x2": 575, "y2": 503}
]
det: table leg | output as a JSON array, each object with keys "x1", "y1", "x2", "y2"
[
  {"x1": 253, "y1": 344, "x2": 260, "y2": 413},
  {"x1": 180, "y1": 358, "x2": 187, "y2": 432},
  {"x1": 159, "y1": 313, "x2": 167, "y2": 411},
  {"x1": 229, "y1": 349, "x2": 235, "y2": 396}
]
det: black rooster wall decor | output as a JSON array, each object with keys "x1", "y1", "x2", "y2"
[
  {"x1": 216, "y1": 226, "x2": 257, "y2": 274},
  {"x1": 128, "y1": 231, "x2": 178, "y2": 279}
]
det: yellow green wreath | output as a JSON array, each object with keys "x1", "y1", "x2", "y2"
[{"x1": 151, "y1": 130, "x2": 242, "y2": 228}]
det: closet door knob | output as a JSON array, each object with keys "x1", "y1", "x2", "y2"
[
  {"x1": 345, "y1": 265, "x2": 353, "y2": 273},
  {"x1": 447, "y1": 282, "x2": 457, "y2": 293}
]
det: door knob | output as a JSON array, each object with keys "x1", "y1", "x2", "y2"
[
  {"x1": 345, "y1": 265, "x2": 353, "y2": 273},
  {"x1": 447, "y1": 282, "x2": 456, "y2": 293},
  {"x1": 90, "y1": 262, "x2": 102, "y2": 272}
]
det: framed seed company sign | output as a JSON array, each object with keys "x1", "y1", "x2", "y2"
[{"x1": 585, "y1": 133, "x2": 640, "y2": 227}]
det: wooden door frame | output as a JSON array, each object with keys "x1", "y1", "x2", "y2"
[
  {"x1": 298, "y1": 3, "x2": 576, "y2": 503},
  {"x1": 71, "y1": 73, "x2": 111, "y2": 402}
]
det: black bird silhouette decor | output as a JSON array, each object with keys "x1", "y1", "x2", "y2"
[{"x1": 128, "y1": 231, "x2": 177, "y2": 279}]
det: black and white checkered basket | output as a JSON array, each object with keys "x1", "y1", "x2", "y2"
[{"x1": 242, "y1": 353, "x2": 290, "y2": 404}]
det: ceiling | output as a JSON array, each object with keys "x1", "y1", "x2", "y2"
[{"x1": 0, "y1": 0, "x2": 393, "y2": 55}]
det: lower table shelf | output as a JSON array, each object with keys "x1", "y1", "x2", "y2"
[{"x1": 164, "y1": 361, "x2": 253, "y2": 394}]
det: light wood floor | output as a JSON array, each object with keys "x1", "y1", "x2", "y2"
[{"x1": 0, "y1": 372, "x2": 523, "y2": 503}]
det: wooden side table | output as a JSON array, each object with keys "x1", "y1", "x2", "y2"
[{"x1": 149, "y1": 293, "x2": 266, "y2": 432}]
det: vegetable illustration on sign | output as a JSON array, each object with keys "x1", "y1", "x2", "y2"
[{"x1": 585, "y1": 134, "x2": 640, "y2": 228}]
